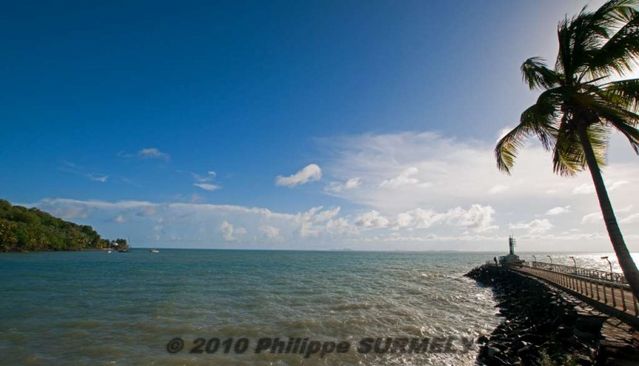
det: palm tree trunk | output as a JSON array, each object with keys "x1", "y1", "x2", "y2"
[{"x1": 578, "y1": 124, "x2": 639, "y2": 301}]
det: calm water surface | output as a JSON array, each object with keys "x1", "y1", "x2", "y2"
[{"x1": 0, "y1": 250, "x2": 632, "y2": 365}]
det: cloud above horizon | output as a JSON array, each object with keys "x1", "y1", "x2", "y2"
[
  {"x1": 319, "y1": 131, "x2": 639, "y2": 250},
  {"x1": 276, "y1": 164, "x2": 322, "y2": 187},
  {"x1": 25, "y1": 130, "x2": 639, "y2": 252}
]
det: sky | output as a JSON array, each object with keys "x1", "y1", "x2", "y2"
[{"x1": 1, "y1": 0, "x2": 637, "y2": 251}]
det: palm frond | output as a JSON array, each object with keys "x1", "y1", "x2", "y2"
[
  {"x1": 594, "y1": 0, "x2": 639, "y2": 25},
  {"x1": 602, "y1": 78, "x2": 639, "y2": 110},
  {"x1": 496, "y1": 124, "x2": 529, "y2": 174},
  {"x1": 592, "y1": 98, "x2": 639, "y2": 152},
  {"x1": 585, "y1": 11, "x2": 639, "y2": 78},
  {"x1": 496, "y1": 93, "x2": 559, "y2": 173},
  {"x1": 585, "y1": 123, "x2": 611, "y2": 166},
  {"x1": 553, "y1": 119, "x2": 585, "y2": 176},
  {"x1": 521, "y1": 58, "x2": 561, "y2": 90},
  {"x1": 553, "y1": 121, "x2": 609, "y2": 175},
  {"x1": 555, "y1": 17, "x2": 573, "y2": 76}
]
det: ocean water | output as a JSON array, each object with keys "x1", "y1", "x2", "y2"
[{"x1": 0, "y1": 250, "x2": 633, "y2": 365}]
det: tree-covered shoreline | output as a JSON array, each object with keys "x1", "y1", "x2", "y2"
[{"x1": 0, "y1": 199, "x2": 127, "y2": 252}]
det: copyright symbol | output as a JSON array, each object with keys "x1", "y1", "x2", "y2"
[{"x1": 166, "y1": 337, "x2": 184, "y2": 353}]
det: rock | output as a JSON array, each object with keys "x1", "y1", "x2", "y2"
[
  {"x1": 486, "y1": 346, "x2": 501, "y2": 357},
  {"x1": 574, "y1": 315, "x2": 606, "y2": 333},
  {"x1": 465, "y1": 265, "x2": 599, "y2": 366}
]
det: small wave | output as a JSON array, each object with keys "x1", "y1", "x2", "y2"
[{"x1": 330, "y1": 303, "x2": 373, "y2": 311}]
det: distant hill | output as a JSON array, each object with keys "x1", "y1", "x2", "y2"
[{"x1": 0, "y1": 199, "x2": 127, "y2": 252}]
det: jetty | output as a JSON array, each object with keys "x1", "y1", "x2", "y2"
[
  {"x1": 493, "y1": 237, "x2": 638, "y2": 327},
  {"x1": 469, "y1": 238, "x2": 639, "y2": 365}
]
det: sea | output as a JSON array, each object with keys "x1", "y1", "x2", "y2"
[{"x1": 0, "y1": 250, "x2": 635, "y2": 366}]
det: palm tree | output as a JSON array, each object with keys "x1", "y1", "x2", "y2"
[{"x1": 495, "y1": 0, "x2": 639, "y2": 300}]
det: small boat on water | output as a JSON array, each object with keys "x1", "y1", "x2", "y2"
[
  {"x1": 107, "y1": 250, "x2": 112, "y2": 254},
  {"x1": 150, "y1": 249, "x2": 160, "y2": 253}
]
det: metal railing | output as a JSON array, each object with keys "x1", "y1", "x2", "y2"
[
  {"x1": 529, "y1": 261, "x2": 627, "y2": 284},
  {"x1": 509, "y1": 262, "x2": 639, "y2": 324}
]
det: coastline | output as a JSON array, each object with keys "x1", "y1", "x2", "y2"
[{"x1": 466, "y1": 265, "x2": 601, "y2": 365}]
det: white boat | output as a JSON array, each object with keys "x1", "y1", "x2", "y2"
[
  {"x1": 107, "y1": 250, "x2": 112, "y2": 254},
  {"x1": 150, "y1": 249, "x2": 160, "y2": 253}
]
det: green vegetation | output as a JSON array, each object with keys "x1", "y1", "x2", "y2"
[
  {"x1": 0, "y1": 199, "x2": 127, "y2": 252},
  {"x1": 495, "y1": 0, "x2": 639, "y2": 300}
]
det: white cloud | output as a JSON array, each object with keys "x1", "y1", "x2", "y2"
[
  {"x1": 609, "y1": 180, "x2": 629, "y2": 191},
  {"x1": 573, "y1": 180, "x2": 628, "y2": 195},
  {"x1": 510, "y1": 219, "x2": 553, "y2": 234},
  {"x1": 219, "y1": 220, "x2": 246, "y2": 241},
  {"x1": 138, "y1": 147, "x2": 170, "y2": 161},
  {"x1": 621, "y1": 213, "x2": 639, "y2": 224},
  {"x1": 276, "y1": 164, "x2": 322, "y2": 187},
  {"x1": 443, "y1": 205, "x2": 497, "y2": 232},
  {"x1": 581, "y1": 212, "x2": 603, "y2": 224},
  {"x1": 546, "y1": 206, "x2": 570, "y2": 216},
  {"x1": 326, "y1": 177, "x2": 362, "y2": 193},
  {"x1": 296, "y1": 206, "x2": 342, "y2": 237},
  {"x1": 354, "y1": 210, "x2": 390, "y2": 228},
  {"x1": 572, "y1": 184, "x2": 594, "y2": 195},
  {"x1": 25, "y1": 196, "x2": 639, "y2": 251},
  {"x1": 380, "y1": 167, "x2": 430, "y2": 188},
  {"x1": 192, "y1": 171, "x2": 221, "y2": 191},
  {"x1": 194, "y1": 183, "x2": 221, "y2": 191},
  {"x1": 27, "y1": 131, "x2": 639, "y2": 251},
  {"x1": 388, "y1": 205, "x2": 497, "y2": 232},
  {"x1": 320, "y1": 131, "x2": 639, "y2": 250},
  {"x1": 259, "y1": 225, "x2": 281, "y2": 239}
]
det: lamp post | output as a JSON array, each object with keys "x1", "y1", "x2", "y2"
[
  {"x1": 601, "y1": 256, "x2": 616, "y2": 307},
  {"x1": 547, "y1": 255, "x2": 553, "y2": 264},
  {"x1": 601, "y1": 256, "x2": 613, "y2": 279},
  {"x1": 532, "y1": 255, "x2": 537, "y2": 268},
  {"x1": 569, "y1": 256, "x2": 577, "y2": 272}
]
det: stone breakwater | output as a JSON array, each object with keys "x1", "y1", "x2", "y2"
[{"x1": 466, "y1": 265, "x2": 602, "y2": 366}]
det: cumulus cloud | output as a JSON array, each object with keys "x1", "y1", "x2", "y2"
[
  {"x1": 259, "y1": 225, "x2": 281, "y2": 239},
  {"x1": 296, "y1": 206, "x2": 341, "y2": 237},
  {"x1": 354, "y1": 210, "x2": 390, "y2": 228},
  {"x1": 31, "y1": 131, "x2": 639, "y2": 251},
  {"x1": 380, "y1": 167, "x2": 430, "y2": 188},
  {"x1": 276, "y1": 164, "x2": 322, "y2": 187},
  {"x1": 397, "y1": 205, "x2": 495, "y2": 232},
  {"x1": 219, "y1": 220, "x2": 246, "y2": 241},
  {"x1": 320, "y1": 131, "x2": 639, "y2": 250}
]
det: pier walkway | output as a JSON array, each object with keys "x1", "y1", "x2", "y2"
[{"x1": 509, "y1": 262, "x2": 639, "y2": 327}]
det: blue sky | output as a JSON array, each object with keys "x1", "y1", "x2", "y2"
[{"x1": 2, "y1": 0, "x2": 638, "y2": 251}]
